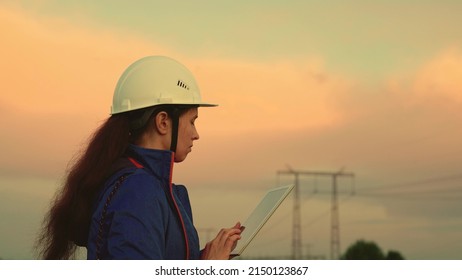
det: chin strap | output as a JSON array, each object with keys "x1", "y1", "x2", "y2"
[{"x1": 169, "y1": 108, "x2": 180, "y2": 153}]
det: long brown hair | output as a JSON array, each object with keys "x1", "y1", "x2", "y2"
[
  {"x1": 37, "y1": 113, "x2": 130, "y2": 259},
  {"x1": 37, "y1": 105, "x2": 193, "y2": 259}
]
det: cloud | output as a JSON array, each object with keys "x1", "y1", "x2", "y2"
[
  {"x1": 0, "y1": 4, "x2": 173, "y2": 176},
  {"x1": 412, "y1": 47, "x2": 462, "y2": 103},
  {"x1": 179, "y1": 54, "x2": 355, "y2": 139},
  {"x1": 0, "y1": 4, "x2": 352, "y2": 178},
  {"x1": 0, "y1": 4, "x2": 171, "y2": 115}
]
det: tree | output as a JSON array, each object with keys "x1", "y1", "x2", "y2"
[
  {"x1": 342, "y1": 239, "x2": 384, "y2": 260},
  {"x1": 386, "y1": 250, "x2": 405, "y2": 260},
  {"x1": 341, "y1": 239, "x2": 405, "y2": 260}
]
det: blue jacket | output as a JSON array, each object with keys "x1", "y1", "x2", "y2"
[{"x1": 86, "y1": 145, "x2": 201, "y2": 259}]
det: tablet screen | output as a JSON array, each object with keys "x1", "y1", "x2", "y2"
[{"x1": 231, "y1": 184, "x2": 294, "y2": 256}]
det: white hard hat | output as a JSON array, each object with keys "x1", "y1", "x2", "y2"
[{"x1": 111, "y1": 56, "x2": 217, "y2": 115}]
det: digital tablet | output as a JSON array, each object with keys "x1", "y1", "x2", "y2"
[{"x1": 231, "y1": 184, "x2": 295, "y2": 256}]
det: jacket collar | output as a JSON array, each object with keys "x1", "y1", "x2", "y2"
[{"x1": 127, "y1": 144, "x2": 174, "y2": 183}]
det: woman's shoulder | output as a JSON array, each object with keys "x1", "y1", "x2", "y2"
[
  {"x1": 94, "y1": 170, "x2": 170, "y2": 224},
  {"x1": 115, "y1": 169, "x2": 168, "y2": 202}
]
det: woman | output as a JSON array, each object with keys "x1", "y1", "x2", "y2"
[{"x1": 38, "y1": 56, "x2": 242, "y2": 259}]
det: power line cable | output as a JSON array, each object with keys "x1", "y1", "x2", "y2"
[
  {"x1": 302, "y1": 195, "x2": 354, "y2": 228},
  {"x1": 358, "y1": 173, "x2": 462, "y2": 193},
  {"x1": 355, "y1": 192, "x2": 462, "y2": 201}
]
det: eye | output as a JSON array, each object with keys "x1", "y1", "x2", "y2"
[{"x1": 191, "y1": 116, "x2": 198, "y2": 126}]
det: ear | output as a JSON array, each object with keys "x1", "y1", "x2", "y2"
[{"x1": 154, "y1": 111, "x2": 171, "y2": 135}]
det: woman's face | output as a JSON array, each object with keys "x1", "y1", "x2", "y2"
[{"x1": 175, "y1": 107, "x2": 200, "y2": 162}]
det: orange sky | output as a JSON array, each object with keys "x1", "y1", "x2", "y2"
[{"x1": 1, "y1": 2, "x2": 462, "y2": 259}]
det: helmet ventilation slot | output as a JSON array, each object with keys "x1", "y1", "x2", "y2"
[{"x1": 177, "y1": 80, "x2": 190, "y2": 90}]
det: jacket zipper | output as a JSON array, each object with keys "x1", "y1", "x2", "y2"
[{"x1": 168, "y1": 152, "x2": 190, "y2": 259}]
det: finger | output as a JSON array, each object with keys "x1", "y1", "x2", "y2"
[
  {"x1": 231, "y1": 235, "x2": 240, "y2": 251},
  {"x1": 224, "y1": 234, "x2": 241, "y2": 251},
  {"x1": 232, "y1": 222, "x2": 241, "y2": 229},
  {"x1": 224, "y1": 229, "x2": 242, "y2": 245},
  {"x1": 207, "y1": 228, "x2": 227, "y2": 249},
  {"x1": 216, "y1": 228, "x2": 242, "y2": 245},
  {"x1": 215, "y1": 228, "x2": 229, "y2": 246}
]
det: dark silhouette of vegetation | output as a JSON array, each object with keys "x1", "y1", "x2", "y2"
[
  {"x1": 386, "y1": 250, "x2": 405, "y2": 260},
  {"x1": 342, "y1": 239, "x2": 405, "y2": 260}
]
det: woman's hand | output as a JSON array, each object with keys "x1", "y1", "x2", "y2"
[{"x1": 201, "y1": 222, "x2": 243, "y2": 260}]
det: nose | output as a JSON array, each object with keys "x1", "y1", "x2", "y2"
[{"x1": 193, "y1": 126, "x2": 200, "y2": 141}]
